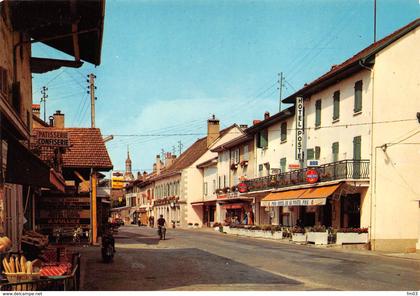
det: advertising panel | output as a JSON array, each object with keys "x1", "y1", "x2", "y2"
[
  {"x1": 295, "y1": 96, "x2": 304, "y2": 160},
  {"x1": 37, "y1": 196, "x2": 90, "y2": 228}
]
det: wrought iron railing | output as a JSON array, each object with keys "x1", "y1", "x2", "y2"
[{"x1": 243, "y1": 159, "x2": 370, "y2": 193}]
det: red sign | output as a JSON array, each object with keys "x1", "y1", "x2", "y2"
[
  {"x1": 237, "y1": 182, "x2": 248, "y2": 193},
  {"x1": 306, "y1": 169, "x2": 319, "y2": 184}
]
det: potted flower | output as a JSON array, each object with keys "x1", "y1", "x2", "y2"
[
  {"x1": 336, "y1": 228, "x2": 368, "y2": 245},
  {"x1": 291, "y1": 226, "x2": 306, "y2": 242},
  {"x1": 270, "y1": 225, "x2": 283, "y2": 239},
  {"x1": 213, "y1": 222, "x2": 223, "y2": 232},
  {"x1": 240, "y1": 160, "x2": 248, "y2": 167},
  {"x1": 231, "y1": 163, "x2": 238, "y2": 170},
  {"x1": 307, "y1": 225, "x2": 329, "y2": 245}
]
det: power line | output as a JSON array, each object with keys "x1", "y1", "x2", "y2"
[{"x1": 105, "y1": 118, "x2": 417, "y2": 137}]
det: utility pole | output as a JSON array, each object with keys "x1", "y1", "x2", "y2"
[
  {"x1": 373, "y1": 0, "x2": 377, "y2": 42},
  {"x1": 87, "y1": 73, "x2": 97, "y2": 128},
  {"x1": 172, "y1": 146, "x2": 176, "y2": 155},
  {"x1": 40, "y1": 86, "x2": 48, "y2": 122},
  {"x1": 278, "y1": 72, "x2": 285, "y2": 112},
  {"x1": 177, "y1": 141, "x2": 183, "y2": 155}
]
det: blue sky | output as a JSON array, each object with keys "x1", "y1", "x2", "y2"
[{"x1": 32, "y1": 0, "x2": 419, "y2": 174}]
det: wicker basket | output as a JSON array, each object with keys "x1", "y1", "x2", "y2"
[{"x1": 4, "y1": 272, "x2": 40, "y2": 283}]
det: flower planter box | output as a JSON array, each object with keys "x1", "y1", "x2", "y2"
[
  {"x1": 336, "y1": 232, "x2": 368, "y2": 245},
  {"x1": 307, "y1": 232, "x2": 329, "y2": 245},
  {"x1": 229, "y1": 228, "x2": 238, "y2": 235},
  {"x1": 292, "y1": 233, "x2": 307, "y2": 243},
  {"x1": 252, "y1": 230, "x2": 265, "y2": 238},
  {"x1": 272, "y1": 231, "x2": 283, "y2": 240}
]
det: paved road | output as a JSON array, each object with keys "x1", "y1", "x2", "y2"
[{"x1": 80, "y1": 225, "x2": 420, "y2": 291}]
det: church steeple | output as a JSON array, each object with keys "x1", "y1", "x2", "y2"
[{"x1": 124, "y1": 146, "x2": 134, "y2": 180}]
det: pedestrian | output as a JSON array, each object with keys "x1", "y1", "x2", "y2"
[
  {"x1": 149, "y1": 215, "x2": 155, "y2": 228},
  {"x1": 249, "y1": 209, "x2": 254, "y2": 225},
  {"x1": 243, "y1": 212, "x2": 248, "y2": 225}
]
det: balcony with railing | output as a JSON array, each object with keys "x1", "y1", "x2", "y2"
[{"x1": 243, "y1": 159, "x2": 370, "y2": 193}]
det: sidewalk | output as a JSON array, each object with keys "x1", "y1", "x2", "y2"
[{"x1": 183, "y1": 226, "x2": 420, "y2": 261}]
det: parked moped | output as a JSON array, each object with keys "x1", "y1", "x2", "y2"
[{"x1": 101, "y1": 231, "x2": 115, "y2": 262}]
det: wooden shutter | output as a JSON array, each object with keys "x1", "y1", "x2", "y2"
[
  {"x1": 354, "y1": 81, "x2": 363, "y2": 112},
  {"x1": 315, "y1": 146, "x2": 321, "y2": 160},
  {"x1": 307, "y1": 148, "x2": 314, "y2": 160},
  {"x1": 333, "y1": 91, "x2": 340, "y2": 120},
  {"x1": 315, "y1": 100, "x2": 321, "y2": 127},
  {"x1": 280, "y1": 158, "x2": 286, "y2": 172},
  {"x1": 281, "y1": 122, "x2": 287, "y2": 142},
  {"x1": 332, "y1": 142, "x2": 339, "y2": 162},
  {"x1": 260, "y1": 129, "x2": 268, "y2": 148},
  {"x1": 353, "y1": 136, "x2": 361, "y2": 160}
]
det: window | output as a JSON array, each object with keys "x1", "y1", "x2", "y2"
[
  {"x1": 264, "y1": 162, "x2": 270, "y2": 175},
  {"x1": 204, "y1": 182, "x2": 208, "y2": 195},
  {"x1": 353, "y1": 136, "x2": 361, "y2": 160},
  {"x1": 315, "y1": 100, "x2": 321, "y2": 127},
  {"x1": 332, "y1": 142, "x2": 339, "y2": 162},
  {"x1": 231, "y1": 148, "x2": 240, "y2": 164},
  {"x1": 280, "y1": 158, "x2": 286, "y2": 173},
  {"x1": 281, "y1": 122, "x2": 287, "y2": 142},
  {"x1": 333, "y1": 91, "x2": 340, "y2": 120},
  {"x1": 258, "y1": 164, "x2": 263, "y2": 177},
  {"x1": 212, "y1": 179, "x2": 216, "y2": 193},
  {"x1": 307, "y1": 148, "x2": 315, "y2": 160},
  {"x1": 218, "y1": 176, "x2": 221, "y2": 189},
  {"x1": 257, "y1": 129, "x2": 268, "y2": 149},
  {"x1": 354, "y1": 80, "x2": 363, "y2": 113},
  {"x1": 223, "y1": 175, "x2": 227, "y2": 188},
  {"x1": 315, "y1": 146, "x2": 321, "y2": 160},
  {"x1": 243, "y1": 145, "x2": 249, "y2": 161}
]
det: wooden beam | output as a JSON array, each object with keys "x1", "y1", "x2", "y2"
[{"x1": 70, "y1": 0, "x2": 80, "y2": 61}]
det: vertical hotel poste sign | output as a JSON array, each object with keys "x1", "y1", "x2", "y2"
[{"x1": 295, "y1": 97, "x2": 304, "y2": 160}]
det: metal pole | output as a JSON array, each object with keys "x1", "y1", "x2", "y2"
[{"x1": 374, "y1": 0, "x2": 377, "y2": 42}]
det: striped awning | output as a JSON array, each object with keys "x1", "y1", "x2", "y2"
[{"x1": 261, "y1": 184, "x2": 342, "y2": 207}]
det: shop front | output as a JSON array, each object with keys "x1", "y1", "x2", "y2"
[
  {"x1": 191, "y1": 200, "x2": 216, "y2": 227},
  {"x1": 260, "y1": 183, "x2": 365, "y2": 229},
  {"x1": 139, "y1": 206, "x2": 149, "y2": 226}
]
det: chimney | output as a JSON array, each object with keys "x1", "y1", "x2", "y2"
[
  {"x1": 32, "y1": 104, "x2": 40, "y2": 118},
  {"x1": 239, "y1": 124, "x2": 248, "y2": 130},
  {"x1": 253, "y1": 120, "x2": 261, "y2": 126},
  {"x1": 165, "y1": 152, "x2": 176, "y2": 168},
  {"x1": 155, "y1": 155, "x2": 162, "y2": 175},
  {"x1": 137, "y1": 172, "x2": 141, "y2": 180},
  {"x1": 207, "y1": 114, "x2": 220, "y2": 148},
  {"x1": 264, "y1": 111, "x2": 270, "y2": 120},
  {"x1": 53, "y1": 110, "x2": 65, "y2": 128},
  {"x1": 142, "y1": 171, "x2": 147, "y2": 180}
]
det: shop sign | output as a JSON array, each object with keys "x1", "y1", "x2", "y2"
[
  {"x1": 295, "y1": 96, "x2": 304, "y2": 160},
  {"x1": 264, "y1": 198, "x2": 326, "y2": 207},
  {"x1": 307, "y1": 160, "x2": 320, "y2": 167},
  {"x1": 35, "y1": 130, "x2": 70, "y2": 147},
  {"x1": 306, "y1": 169, "x2": 319, "y2": 184},
  {"x1": 237, "y1": 182, "x2": 248, "y2": 193},
  {"x1": 37, "y1": 196, "x2": 90, "y2": 227},
  {"x1": 112, "y1": 173, "x2": 125, "y2": 189},
  {"x1": 288, "y1": 163, "x2": 300, "y2": 170}
]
